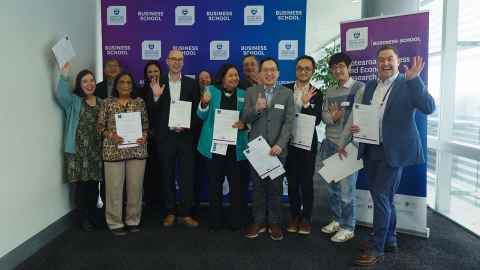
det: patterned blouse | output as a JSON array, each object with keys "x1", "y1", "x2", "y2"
[{"x1": 98, "y1": 97, "x2": 149, "y2": 162}]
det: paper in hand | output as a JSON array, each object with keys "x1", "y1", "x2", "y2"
[{"x1": 52, "y1": 35, "x2": 76, "y2": 69}]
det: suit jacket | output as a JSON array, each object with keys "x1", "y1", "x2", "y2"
[
  {"x1": 145, "y1": 75, "x2": 200, "y2": 145},
  {"x1": 283, "y1": 83, "x2": 323, "y2": 146},
  {"x1": 358, "y1": 74, "x2": 435, "y2": 167},
  {"x1": 241, "y1": 84, "x2": 295, "y2": 158},
  {"x1": 95, "y1": 80, "x2": 109, "y2": 99},
  {"x1": 196, "y1": 85, "x2": 248, "y2": 160}
]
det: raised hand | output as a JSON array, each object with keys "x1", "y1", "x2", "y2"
[
  {"x1": 61, "y1": 62, "x2": 71, "y2": 77},
  {"x1": 255, "y1": 92, "x2": 267, "y2": 112},
  {"x1": 328, "y1": 102, "x2": 343, "y2": 122},
  {"x1": 302, "y1": 85, "x2": 318, "y2": 105},
  {"x1": 200, "y1": 89, "x2": 211, "y2": 108},
  {"x1": 150, "y1": 77, "x2": 165, "y2": 97},
  {"x1": 404, "y1": 56, "x2": 425, "y2": 80}
]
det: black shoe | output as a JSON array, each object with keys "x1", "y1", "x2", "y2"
[
  {"x1": 111, "y1": 228, "x2": 128, "y2": 236},
  {"x1": 81, "y1": 219, "x2": 94, "y2": 232},
  {"x1": 126, "y1": 225, "x2": 141, "y2": 233}
]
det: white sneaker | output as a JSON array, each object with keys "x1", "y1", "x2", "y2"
[
  {"x1": 321, "y1": 221, "x2": 340, "y2": 234},
  {"x1": 331, "y1": 228, "x2": 354, "y2": 242}
]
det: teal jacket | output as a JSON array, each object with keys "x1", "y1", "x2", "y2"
[
  {"x1": 55, "y1": 76, "x2": 103, "y2": 154},
  {"x1": 196, "y1": 85, "x2": 248, "y2": 160}
]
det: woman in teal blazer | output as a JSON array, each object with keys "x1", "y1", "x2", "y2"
[{"x1": 197, "y1": 63, "x2": 249, "y2": 232}]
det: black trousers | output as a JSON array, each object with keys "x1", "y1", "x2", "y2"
[
  {"x1": 157, "y1": 134, "x2": 195, "y2": 217},
  {"x1": 206, "y1": 147, "x2": 248, "y2": 228},
  {"x1": 286, "y1": 142, "x2": 317, "y2": 221},
  {"x1": 74, "y1": 181, "x2": 99, "y2": 223},
  {"x1": 192, "y1": 151, "x2": 207, "y2": 216},
  {"x1": 143, "y1": 138, "x2": 163, "y2": 207}
]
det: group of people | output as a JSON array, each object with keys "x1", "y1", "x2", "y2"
[{"x1": 55, "y1": 44, "x2": 434, "y2": 266}]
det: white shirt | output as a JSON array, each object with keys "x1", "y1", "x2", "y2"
[
  {"x1": 371, "y1": 72, "x2": 398, "y2": 142},
  {"x1": 169, "y1": 73, "x2": 182, "y2": 101}
]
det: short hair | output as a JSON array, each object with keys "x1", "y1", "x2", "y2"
[
  {"x1": 103, "y1": 58, "x2": 121, "y2": 69},
  {"x1": 259, "y1": 57, "x2": 280, "y2": 72},
  {"x1": 242, "y1": 54, "x2": 257, "y2": 63},
  {"x1": 295, "y1": 55, "x2": 316, "y2": 70},
  {"x1": 73, "y1": 70, "x2": 96, "y2": 97},
  {"x1": 112, "y1": 72, "x2": 137, "y2": 98},
  {"x1": 328, "y1": 53, "x2": 352, "y2": 68},
  {"x1": 142, "y1": 61, "x2": 163, "y2": 84},
  {"x1": 196, "y1": 69, "x2": 211, "y2": 86},
  {"x1": 376, "y1": 45, "x2": 399, "y2": 58},
  {"x1": 214, "y1": 63, "x2": 239, "y2": 89}
]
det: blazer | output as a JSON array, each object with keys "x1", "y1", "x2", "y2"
[
  {"x1": 55, "y1": 76, "x2": 103, "y2": 154},
  {"x1": 196, "y1": 85, "x2": 248, "y2": 160},
  {"x1": 241, "y1": 84, "x2": 295, "y2": 158},
  {"x1": 145, "y1": 75, "x2": 200, "y2": 144},
  {"x1": 283, "y1": 83, "x2": 323, "y2": 146},
  {"x1": 358, "y1": 74, "x2": 435, "y2": 167},
  {"x1": 95, "y1": 80, "x2": 109, "y2": 99}
]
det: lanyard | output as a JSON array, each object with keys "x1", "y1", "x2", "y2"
[{"x1": 380, "y1": 82, "x2": 394, "y2": 106}]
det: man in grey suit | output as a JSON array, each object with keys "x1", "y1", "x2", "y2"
[{"x1": 241, "y1": 57, "x2": 295, "y2": 241}]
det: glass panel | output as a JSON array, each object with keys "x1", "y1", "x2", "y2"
[{"x1": 427, "y1": 148, "x2": 437, "y2": 208}]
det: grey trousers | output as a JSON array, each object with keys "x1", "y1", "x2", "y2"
[{"x1": 104, "y1": 159, "x2": 146, "y2": 230}]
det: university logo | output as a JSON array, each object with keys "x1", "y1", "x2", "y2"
[
  {"x1": 142, "y1": 40, "x2": 162, "y2": 60},
  {"x1": 175, "y1": 6, "x2": 195, "y2": 26},
  {"x1": 278, "y1": 40, "x2": 298, "y2": 60},
  {"x1": 244, "y1": 5, "x2": 264, "y2": 26},
  {"x1": 210, "y1": 40, "x2": 230, "y2": 60},
  {"x1": 107, "y1": 6, "x2": 126, "y2": 26},
  {"x1": 346, "y1": 27, "x2": 368, "y2": 51}
]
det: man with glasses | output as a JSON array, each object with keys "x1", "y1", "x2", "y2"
[
  {"x1": 242, "y1": 57, "x2": 295, "y2": 241},
  {"x1": 283, "y1": 55, "x2": 323, "y2": 235},
  {"x1": 146, "y1": 49, "x2": 200, "y2": 228},
  {"x1": 96, "y1": 58, "x2": 122, "y2": 98}
]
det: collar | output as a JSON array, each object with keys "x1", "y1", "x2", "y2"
[
  {"x1": 294, "y1": 81, "x2": 310, "y2": 91},
  {"x1": 338, "y1": 77, "x2": 355, "y2": 89},
  {"x1": 378, "y1": 72, "x2": 399, "y2": 86},
  {"x1": 168, "y1": 72, "x2": 182, "y2": 82},
  {"x1": 263, "y1": 83, "x2": 277, "y2": 92}
]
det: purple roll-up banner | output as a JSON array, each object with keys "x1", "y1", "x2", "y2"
[{"x1": 341, "y1": 12, "x2": 430, "y2": 237}]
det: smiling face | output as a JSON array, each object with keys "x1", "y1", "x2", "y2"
[
  {"x1": 377, "y1": 48, "x2": 399, "y2": 81},
  {"x1": 104, "y1": 59, "x2": 121, "y2": 80},
  {"x1": 330, "y1": 61, "x2": 351, "y2": 85},
  {"x1": 166, "y1": 50, "x2": 184, "y2": 74},
  {"x1": 146, "y1": 64, "x2": 161, "y2": 82},
  {"x1": 260, "y1": 60, "x2": 279, "y2": 88},
  {"x1": 116, "y1": 74, "x2": 133, "y2": 97},
  {"x1": 222, "y1": 67, "x2": 239, "y2": 92},
  {"x1": 198, "y1": 71, "x2": 211, "y2": 88},
  {"x1": 243, "y1": 56, "x2": 258, "y2": 77},
  {"x1": 80, "y1": 73, "x2": 96, "y2": 95},
  {"x1": 296, "y1": 58, "x2": 314, "y2": 83}
]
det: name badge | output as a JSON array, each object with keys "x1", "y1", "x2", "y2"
[
  {"x1": 341, "y1": 101, "x2": 350, "y2": 107},
  {"x1": 274, "y1": 104, "x2": 285, "y2": 110},
  {"x1": 238, "y1": 97, "x2": 244, "y2": 102}
]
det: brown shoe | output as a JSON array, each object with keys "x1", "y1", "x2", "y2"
[
  {"x1": 353, "y1": 253, "x2": 384, "y2": 266},
  {"x1": 298, "y1": 220, "x2": 312, "y2": 235},
  {"x1": 268, "y1": 224, "x2": 284, "y2": 241},
  {"x1": 245, "y1": 224, "x2": 261, "y2": 239},
  {"x1": 258, "y1": 224, "x2": 267, "y2": 234},
  {"x1": 163, "y1": 214, "x2": 176, "y2": 227},
  {"x1": 286, "y1": 216, "x2": 300, "y2": 233},
  {"x1": 178, "y1": 216, "x2": 199, "y2": 228}
]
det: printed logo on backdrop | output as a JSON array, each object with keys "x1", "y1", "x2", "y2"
[
  {"x1": 244, "y1": 5, "x2": 264, "y2": 26},
  {"x1": 346, "y1": 27, "x2": 368, "y2": 51},
  {"x1": 107, "y1": 6, "x2": 127, "y2": 26},
  {"x1": 206, "y1": 10, "x2": 233, "y2": 22},
  {"x1": 240, "y1": 44, "x2": 269, "y2": 56},
  {"x1": 210, "y1": 40, "x2": 230, "y2": 60},
  {"x1": 175, "y1": 6, "x2": 195, "y2": 26},
  {"x1": 137, "y1": 10, "x2": 164, "y2": 22},
  {"x1": 275, "y1": 10, "x2": 303, "y2": 21},
  {"x1": 142, "y1": 40, "x2": 162, "y2": 60},
  {"x1": 104, "y1": 45, "x2": 131, "y2": 56},
  {"x1": 172, "y1": 45, "x2": 199, "y2": 56},
  {"x1": 278, "y1": 40, "x2": 298, "y2": 60}
]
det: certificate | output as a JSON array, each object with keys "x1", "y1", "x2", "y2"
[
  {"x1": 168, "y1": 100, "x2": 192, "y2": 128},
  {"x1": 353, "y1": 103, "x2": 380, "y2": 145},
  {"x1": 243, "y1": 136, "x2": 285, "y2": 180},
  {"x1": 52, "y1": 35, "x2": 76, "y2": 69},
  {"x1": 318, "y1": 143, "x2": 364, "y2": 183},
  {"x1": 212, "y1": 109, "x2": 239, "y2": 145},
  {"x1": 115, "y1": 112, "x2": 142, "y2": 149},
  {"x1": 290, "y1": 113, "x2": 316, "y2": 151}
]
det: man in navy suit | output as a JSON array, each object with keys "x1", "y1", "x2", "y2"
[{"x1": 352, "y1": 45, "x2": 435, "y2": 266}]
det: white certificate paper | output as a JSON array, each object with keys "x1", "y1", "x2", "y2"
[
  {"x1": 213, "y1": 109, "x2": 239, "y2": 145},
  {"x1": 353, "y1": 103, "x2": 380, "y2": 145},
  {"x1": 211, "y1": 142, "x2": 228, "y2": 156},
  {"x1": 318, "y1": 143, "x2": 364, "y2": 183},
  {"x1": 243, "y1": 136, "x2": 285, "y2": 180},
  {"x1": 52, "y1": 35, "x2": 76, "y2": 69},
  {"x1": 168, "y1": 100, "x2": 192, "y2": 128},
  {"x1": 115, "y1": 112, "x2": 142, "y2": 149},
  {"x1": 290, "y1": 113, "x2": 316, "y2": 151}
]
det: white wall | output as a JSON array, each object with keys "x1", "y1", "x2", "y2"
[{"x1": 0, "y1": 0, "x2": 97, "y2": 258}]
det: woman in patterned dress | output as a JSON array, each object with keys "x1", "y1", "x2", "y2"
[
  {"x1": 97, "y1": 72, "x2": 149, "y2": 236},
  {"x1": 55, "y1": 62, "x2": 103, "y2": 231}
]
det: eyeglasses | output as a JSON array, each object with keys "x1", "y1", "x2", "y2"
[
  {"x1": 261, "y1": 68, "x2": 278, "y2": 74},
  {"x1": 296, "y1": 66, "x2": 313, "y2": 72},
  {"x1": 168, "y1": 57, "x2": 184, "y2": 62}
]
